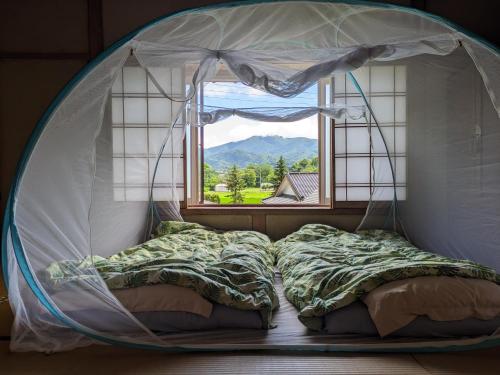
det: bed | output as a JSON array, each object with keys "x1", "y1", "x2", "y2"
[
  {"x1": 275, "y1": 224, "x2": 500, "y2": 338},
  {"x1": 44, "y1": 221, "x2": 279, "y2": 331}
]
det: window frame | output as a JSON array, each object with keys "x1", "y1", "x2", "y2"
[
  {"x1": 184, "y1": 80, "x2": 335, "y2": 211},
  {"x1": 182, "y1": 64, "x2": 407, "y2": 214}
]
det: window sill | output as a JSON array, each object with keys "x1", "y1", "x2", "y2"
[{"x1": 181, "y1": 205, "x2": 366, "y2": 215}]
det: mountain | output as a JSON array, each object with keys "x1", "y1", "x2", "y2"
[{"x1": 204, "y1": 135, "x2": 317, "y2": 171}]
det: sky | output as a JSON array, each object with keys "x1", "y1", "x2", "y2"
[{"x1": 202, "y1": 82, "x2": 319, "y2": 148}]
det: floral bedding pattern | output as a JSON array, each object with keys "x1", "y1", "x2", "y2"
[
  {"x1": 45, "y1": 221, "x2": 278, "y2": 328},
  {"x1": 275, "y1": 224, "x2": 499, "y2": 331}
]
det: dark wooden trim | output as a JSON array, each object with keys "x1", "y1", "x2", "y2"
[
  {"x1": 0, "y1": 52, "x2": 89, "y2": 60},
  {"x1": 181, "y1": 136, "x2": 188, "y2": 209},
  {"x1": 181, "y1": 206, "x2": 365, "y2": 215},
  {"x1": 410, "y1": 0, "x2": 426, "y2": 10},
  {"x1": 334, "y1": 201, "x2": 369, "y2": 209},
  {"x1": 252, "y1": 214, "x2": 267, "y2": 233},
  {"x1": 87, "y1": 0, "x2": 104, "y2": 59}
]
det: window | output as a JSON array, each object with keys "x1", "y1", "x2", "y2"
[
  {"x1": 332, "y1": 65, "x2": 407, "y2": 202},
  {"x1": 186, "y1": 80, "x2": 331, "y2": 206},
  {"x1": 111, "y1": 60, "x2": 186, "y2": 202},
  {"x1": 111, "y1": 61, "x2": 406, "y2": 209}
]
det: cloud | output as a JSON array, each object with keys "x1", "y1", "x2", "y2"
[
  {"x1": 204, "y1": 115, "x2": 318, "y2": 149},
  {"x1": 204, "y1": 82, "x2": 268, "y2": 99}
]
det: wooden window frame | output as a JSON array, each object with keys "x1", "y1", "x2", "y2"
[{"x1": 183, "y1": 80, "x2": 342, "y2": 213}]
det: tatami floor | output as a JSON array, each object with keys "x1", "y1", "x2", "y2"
[
  {"x1": 2, "y1": 276, "x2": 500, "y2": 374},
  {"x1": 1, "y1": 341, "x2": 500, "y2": 375}
]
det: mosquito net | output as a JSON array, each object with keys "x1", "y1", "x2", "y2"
[{"x1": 2, "y1": 1, "x2": 499, "y2": 352}]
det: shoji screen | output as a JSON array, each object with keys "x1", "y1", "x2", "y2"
[
  {"x1": 333, "y1": 65, "x2": 407, "y2": 202},
  {"x1": 111, "y1": 62, "x2": 185, "y2": 202}
]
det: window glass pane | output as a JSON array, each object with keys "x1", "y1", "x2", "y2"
[
  {"x1": 200, "y1": 82, "x2": 319, "y2": 206},
  {"x1": 324, "y1": 83, "x2": 331, "y2": 106}
]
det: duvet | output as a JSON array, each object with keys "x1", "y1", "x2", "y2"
[
  {"x1": 275, "y1": 224, "x2": 499, "y2": 331},
  {"x1": 45, "y1": 221, "x2": 279, "y2": 328}
]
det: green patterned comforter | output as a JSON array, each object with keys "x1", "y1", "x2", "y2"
[
  {"x1": 275, "y1": 224, "x2": 499, "y2": 331},
  {"x1": 46, "y1": 221, "x2": 279, "y2": 328}
]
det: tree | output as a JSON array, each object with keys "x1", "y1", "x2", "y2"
[
  {"x1": 203, "y1": 163, "x2": 220, "y2": 191},
  {"x1": 291, "y1": 158, "x2": 308, "y2": 172},
  {"x1": 242, "y1": 167, "x2": 257, "y2": 188},
  {"x1": 259, "y1": 163, "x2": 274, "y2": 184},
  {"x1": 311, "y1": 156, "x2": 319, "y2": 169},
  {"x1": 290, "y1": 157, "x2": 319, "y2": 172},
  {"x1": 272, "y1": 156, "x2": 288, "y2": 192},
  {"x1": 225, "y1": 165, "x2": 245, "y2": 204}
]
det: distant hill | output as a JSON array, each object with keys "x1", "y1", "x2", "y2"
[{"x1": 205, "y1": 135, "x2": 317, "y2": 171}]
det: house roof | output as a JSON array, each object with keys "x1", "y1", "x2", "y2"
[
  {"x1": 261, "y1": 194, "x2": 299, "y2": 205},
  {"x1": 262, "y1": 172, "x2": 319, "y2": 205},
  {"x1": 287, "y1": 172, "x2": 318, "y2": 200}
]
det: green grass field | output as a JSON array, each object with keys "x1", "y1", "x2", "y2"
[{"x1": 206, "y1": 188, "x2": 274, "y2": 205}]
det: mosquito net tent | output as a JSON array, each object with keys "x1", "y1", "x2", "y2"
[{"x1": 2, "y1": 0, "x2": 500, "y2": 353}]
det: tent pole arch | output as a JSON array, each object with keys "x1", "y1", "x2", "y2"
[{"x1": 2, "y1": 0, "x2": 499, "y2": 351}]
